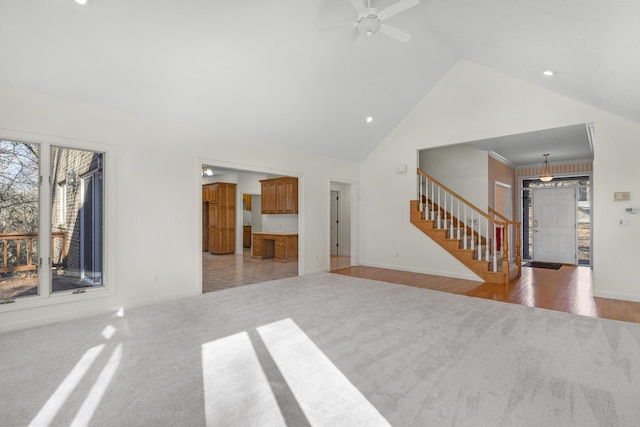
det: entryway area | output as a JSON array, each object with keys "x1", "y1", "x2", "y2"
[{"x1": 521, "y1": 175, "x2": 591, "y2": 266}]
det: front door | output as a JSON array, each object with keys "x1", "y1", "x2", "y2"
[{"x1": 532, "y1": 187, "x2": 576, "y2": 264}]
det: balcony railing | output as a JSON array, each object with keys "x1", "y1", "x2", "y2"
[{"x1": 0, "y1": 232, "x2": 66, "y2": 274}]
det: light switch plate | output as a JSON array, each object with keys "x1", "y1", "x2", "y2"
[{"x1": 614, "y1": 191, "x2": 630, "y2": 201}]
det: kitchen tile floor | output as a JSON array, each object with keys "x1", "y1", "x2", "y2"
[{"x1": 202, "y1": 248, "x2": 298, "y2": 293}]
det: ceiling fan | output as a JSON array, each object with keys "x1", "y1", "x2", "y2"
[{"x1": 320, "y1": 0, "x2": 420, "y2": 43}]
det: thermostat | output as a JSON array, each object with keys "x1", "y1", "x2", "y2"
[{"x1": 625, "y1": 207, "x2": 640, "y2": 214}]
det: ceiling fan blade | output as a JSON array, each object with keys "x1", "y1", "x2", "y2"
[
  {"x1": 349, "y1": 0, "x2": 368, "y2": 17},
  {"x1": 379, "y1": 23, "x2": 412, "y2": 42},
  {"x1": 378, "y1": 0, "x2": 420, "y2": 20},
  {"x1": 318, "y1": 21, "x2": 358, "y2": 32}
]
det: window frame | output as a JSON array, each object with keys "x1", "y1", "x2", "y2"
[{"x1": 0, "y1": 130, "x2": 116, "y2": 312}]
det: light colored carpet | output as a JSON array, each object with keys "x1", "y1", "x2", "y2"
[{"x1": 1, "y1": 273, "x2": 639, "y2": 426}]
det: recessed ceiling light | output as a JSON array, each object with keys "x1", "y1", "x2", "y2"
[
  {"x1": 542, "y1": 69, "x2": 556, "y2": 77},
  {"x1": 74, "y1": 0, "x2": 92, "y2": 5},
  {"x1": 366, "y1": 116, "x2": 374, "y2": 123}
]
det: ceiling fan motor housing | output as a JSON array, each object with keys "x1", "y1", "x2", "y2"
[{"x1": 358, "y1": 14, "x2": 381, "y2": 36}]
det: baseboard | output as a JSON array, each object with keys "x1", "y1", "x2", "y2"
[
  {"x1": 305, "y1": 267, "x2": 329, "y2": 275},
  {"x1": 0, "y1": 304, "x2": 118, "y2": 334},
  {"x1": 0, "y1": 289, "x2": 202, "y2": 334},
  {"x1": 593, "y1": 290, "x2": 640, "y2": 302},
  {"x1": 360, "y1": 262, "x2": 483, "y2": 282}
]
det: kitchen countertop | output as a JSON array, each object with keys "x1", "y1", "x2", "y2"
[{"x1": 252, "y1": 232, "x2": 298, "y2": 236}]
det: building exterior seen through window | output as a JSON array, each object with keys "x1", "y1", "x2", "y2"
[{"x1": 0, "y1": 140, "x2": 104, "y2": 301}]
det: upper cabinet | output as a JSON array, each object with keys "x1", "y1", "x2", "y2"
[
  {"x1": 260, "y1": 177, "x2": 298, "y2": 214},
  {"x1": 242, "y1": 194, "x2": 252, "y2": 211},
  {"x1": 203, "y1": 182, "x2": 236, "y2": 254}
]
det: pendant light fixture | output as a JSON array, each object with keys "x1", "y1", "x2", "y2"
[{"x1": 539, "y1": 153, "x2": 553, "y2": 182}]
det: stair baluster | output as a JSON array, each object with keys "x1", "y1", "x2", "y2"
[
  {"x1": 437, "y1": 186, "x2": 441, "y2": 228},
  {"x1": 412, "y1": 168, "x2": 522, "y2": 285},
  {"x1": 485, "y1": 219, "x2": 490, "y2": 264},
  {"x1": 463, "y1": 205, "x2": 467, "y2": 249}
]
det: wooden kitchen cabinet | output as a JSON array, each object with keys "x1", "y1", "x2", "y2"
[
  {"x1": 202, "y1": 182, "x2": 236, "y2": 254},
  {"x1": 252, "y1": 234, "x2": 262, "y2": 257},
  {"x1": 251, "y1": 233, "x2": 298, "y2": 262},
  {"x1": 260, "y1": 177, "x2": 298, "y2": 214},
  {"x1": 243, "y1": 225, "x2": 252, "y2": 248},
  {"x1": 242, "y1": 194, "x2": 252, "y2": 211}
]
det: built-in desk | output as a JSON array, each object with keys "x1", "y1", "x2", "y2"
[{"x1": 252, "y1": 232, "x2": 298, "y2": 262}]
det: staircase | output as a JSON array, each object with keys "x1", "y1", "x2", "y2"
[{"x1": 410, "y1": 169, "x2": 521, "y2": 284}]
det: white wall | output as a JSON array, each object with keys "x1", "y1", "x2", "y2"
[
  {"x1": 262, "y1": 214, "x2": 298, "y2": 234},
  {"x1": 251, "y1": 195, "x2": 263, "y2": 232},
  {"x1": 361, "y1": 59, "x2": 640, "y2": 300},
  {"x1": 0, "y1": 85, "x2": 359, "y2": 332},
  {"x1": 419, "y1": 143, "x2": 489, "y2": 209}
]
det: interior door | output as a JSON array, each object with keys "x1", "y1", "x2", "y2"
[
  {"x1": 330, "y1": 191, "x2": 339, "y2": 256},
  {"x1": 532, "y1": 187, "x2": 576, "y2": 264}
]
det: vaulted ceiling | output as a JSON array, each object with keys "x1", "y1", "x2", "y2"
[{"x1": 1, "y1": 0, "x2": 637, "y2": 163}]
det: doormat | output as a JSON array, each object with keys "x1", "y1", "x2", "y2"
[{"x1": 523, "y1": 262, "x2": 563, "y2": 270}]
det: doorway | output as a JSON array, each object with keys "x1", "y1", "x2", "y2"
[
  {"x1": 330, "y1": 182, "x2": 352, "y2": 270},
  {"x1": 494, "y1": 182, "x2": 512, "y2": 220},
  {"x1": 200, "y1": 163, "x2": 301, "y2": 292},
  {"x1": 330, "y1": 191, "x2": 340, "y2": 256},
  {"x1": 522, "y1": 176, "x2": 591, "y2": 266}
]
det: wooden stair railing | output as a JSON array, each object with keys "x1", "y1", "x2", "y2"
[
  {"x1": 489, "y1": 207, "x2": 522, "y2": 278},
  {"x1": 412, "y1": 169, "x2": 521, "y2": 284}
]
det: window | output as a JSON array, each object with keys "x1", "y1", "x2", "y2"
[
  {"x1": 51, "y1": 146, "x2": 104, "y2": 292},
  {"x1": 0, "y1": 140, "x2": 39, "y2": 300},
  {"x1": 1, "y1": 138, "x2": 110, "y2": 304}
]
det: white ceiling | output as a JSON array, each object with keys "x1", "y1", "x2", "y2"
[
  {"x1": 1, "y1": 0, "x2": 636, "y2": 163},
  {"x1": 470, "y1": 123, "x2": 594, "y2": 167}
]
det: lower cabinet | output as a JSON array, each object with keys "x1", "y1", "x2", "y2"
[
  {"x1": 243, "y1": 226, "x2": 251, "y2": 248},
  {"x1": 252, "y1": 233, "x2": 298, "y2": 262}
]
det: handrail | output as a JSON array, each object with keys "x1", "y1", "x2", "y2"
[
  {"x1": 417, "y1": 168, "x2": 523, "y2": 279},
  {"x1": 488, "y1": 207, "x2": 522, "y2": 269},
  {"x1": 418, "y1": 169, "x2": 504, "y2": 226},
  {"x1": 488, "y1": 208, "x2": 521, "y2": 226},
  {"x1": 0, "y1": 232, "x2": 66, "y2": 273}
]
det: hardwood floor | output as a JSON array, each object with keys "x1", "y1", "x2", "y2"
[
  {"x1": 204, "y1": 251, "x2": 640, "y2": 324},
  {"x1": 332, "y1": 264, "x2": 640, "y2": 324},
  {"x1": 330, "y1": 255, "x2": 351, "y2": 270}
]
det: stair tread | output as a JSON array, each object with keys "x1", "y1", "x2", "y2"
[{"x1": 411, "y1": 199, "x2": 521, "y2": 285}]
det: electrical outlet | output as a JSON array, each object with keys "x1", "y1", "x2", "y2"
[{"x1": 152, "y1": 274, "x2": 160, "y2": 283}]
